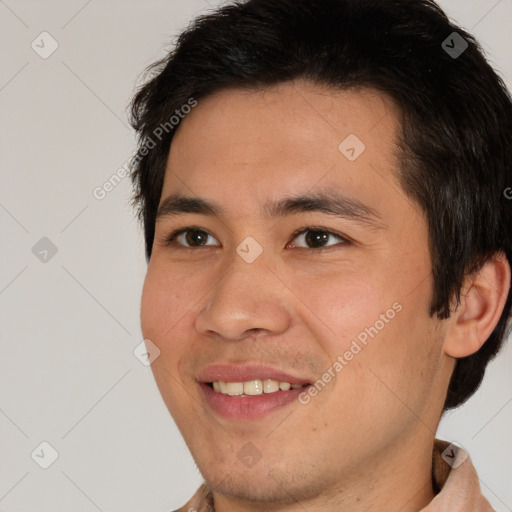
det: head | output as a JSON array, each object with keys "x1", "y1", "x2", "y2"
[{"x1": 129, "y1": 0, "x2": 512, "y2": 505}]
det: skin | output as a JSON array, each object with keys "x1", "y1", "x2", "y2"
[{"x1": 140, "y1": 80, "x2": 510, "y2": 511}]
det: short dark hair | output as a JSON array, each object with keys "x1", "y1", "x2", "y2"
[{"x1": 128, "y1": 0, "x2": 512, "y2": 410}]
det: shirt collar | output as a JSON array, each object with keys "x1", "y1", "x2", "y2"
[{"x1": 421, "y1": 439, "x2": 493, "y2": 511}]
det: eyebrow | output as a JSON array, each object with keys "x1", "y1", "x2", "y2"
[{"x1": 156, "y1": 190, "x2": 385, "y2": 229}]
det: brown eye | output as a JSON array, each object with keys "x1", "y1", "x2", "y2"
[
  {"x1": 290, "y1": 228, "x2": 347, "y2": 249},
  {"x1": 183, "y1": 229, "x2": 209, "y2": 246},
  {"x1": 167, "y1": 228, "x2": 221, "y2": 248}
]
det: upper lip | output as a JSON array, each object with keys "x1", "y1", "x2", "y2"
[{"x1": 197, "y1": 364, "x2": 312, "y2": 385}]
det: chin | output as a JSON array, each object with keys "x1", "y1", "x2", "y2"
[{"x1": 197, "y1": 457, "x2": 326, "y2": 506}]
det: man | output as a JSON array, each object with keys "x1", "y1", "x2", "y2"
[{"x1": 128, "y1": 0, "x2": 512, "y2": 510}]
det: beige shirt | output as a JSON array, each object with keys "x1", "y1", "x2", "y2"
[{"x1": 173, "y1": 440, "x2": 494, "y2": 511}]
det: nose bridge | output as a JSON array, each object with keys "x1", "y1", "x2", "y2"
[{"x1": 195, "y1": 248, "x2": 291, "y2": 341}]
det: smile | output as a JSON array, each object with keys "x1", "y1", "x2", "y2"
[{"x1": 210, "y1": 379, "x2": 308, "y2": 396}]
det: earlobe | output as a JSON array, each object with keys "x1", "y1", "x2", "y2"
[{"x1": 444, "y1": 252, "x2": 511, "y2": 359}]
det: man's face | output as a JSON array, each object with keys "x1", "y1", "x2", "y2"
[{"x1": 140, "y1": 81, "x2": 453, "y2": 503}]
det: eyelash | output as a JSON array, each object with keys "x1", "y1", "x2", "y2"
[{"x1": 161, "y1": 225, "x2": 351, "y2": 251}]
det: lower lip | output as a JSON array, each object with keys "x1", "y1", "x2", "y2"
[{"x1": 200, "y1": 383, "x2": 311, "y2": 420}]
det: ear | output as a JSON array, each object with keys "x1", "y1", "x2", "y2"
[{"x1": 444, "y1": 252, "x2": 511, "y2": 358}]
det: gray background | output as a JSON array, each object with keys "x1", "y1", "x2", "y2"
[{"x1": 0, "y1": 1, "x2": 511, "y2": 510}]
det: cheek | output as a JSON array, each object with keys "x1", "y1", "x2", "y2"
[
  {"x1": 140, "y1": 262, "x2": 201, "y2": 416},
  {"x1": 140, "y1": 261, "x2": 199, "y2": 348},
  {"x1": 293, "y1": 258, "x2": 438, "y2": 395},
  {"x1": 289, "y1": 265, "x2": 390, "y2": 353}
]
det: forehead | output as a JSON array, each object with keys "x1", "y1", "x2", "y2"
[{"x1": 162, "y1": 80, "x2": 407, "y2": 219}]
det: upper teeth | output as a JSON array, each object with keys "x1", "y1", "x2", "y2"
[{"x1": 212, "y1": 379, "x2": 305, "y2": 396}]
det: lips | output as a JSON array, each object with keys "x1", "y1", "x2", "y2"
[{"x1": 197, "y1": 363, "x2": 314, "y2": 420}]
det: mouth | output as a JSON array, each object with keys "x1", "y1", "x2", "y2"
[
  {"x1": 197, "y1": 365, "x2": 314, "y2": 420},
  {"x1": 206, "y1": 379, "x2": 309, "y2": 396}
]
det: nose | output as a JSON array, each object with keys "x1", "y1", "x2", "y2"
[{"x1": 194, "y1": 253, "x2": 292, "y2": 342}]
